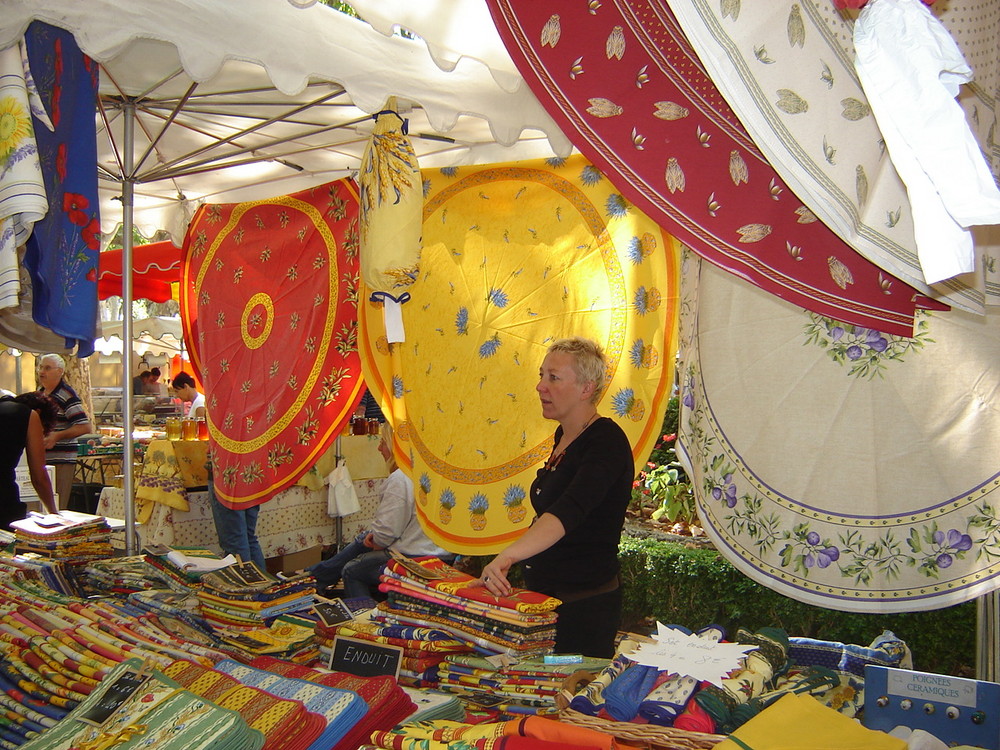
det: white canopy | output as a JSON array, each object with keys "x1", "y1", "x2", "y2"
[
  {"x1": 1, "y1": 0, "x2": 571, "y2": 240},
  {"x1": 96, "y1": 316, "x2": 183, "y2": 357}
]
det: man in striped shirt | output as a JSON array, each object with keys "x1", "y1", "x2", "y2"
[{"x1": 37, "y1": 353, "x2": 92, "y2": 449}]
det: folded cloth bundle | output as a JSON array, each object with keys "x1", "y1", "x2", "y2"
[
  {"x1": 16, "y1": 657, "x2": 264, "y2": 750},
  {"x1": 381, "y1": 558, "x2": 561, "y2": 614},
  {"x1": 249, "y1": 655, "x2": 417, "y2": 750},
  {"x1": 694, "y1": 627, "x2": 789, "y2": 734},
  {"x1": 367, "y1": 715, "x2": 617, "y2": 750},
  {"x1": 712, "y1": 693, "x2": 906, "y2": 750},
  {"x1": 213, "y1": 659, "x2": 368, "y2": 750},
  {"x1": 162, "y1": 659, "x2": 325, "y2": 750}
]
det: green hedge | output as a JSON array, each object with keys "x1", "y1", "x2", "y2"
[{"x1": 619, "y1": 536, "x2": 976, "y2": 678}]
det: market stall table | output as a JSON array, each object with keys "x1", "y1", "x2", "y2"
[{"x1": 45, "y1": 445, "x2": 126, "y2": 511}]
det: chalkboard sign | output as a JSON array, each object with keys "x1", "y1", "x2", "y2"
[
  {"x1": 77, "y1": 669, "x2": 150, "y2": 726},
  {"x1": 314, "y1": 598, "x2": 353, "y2": 627},
  {"x1": 330, "y1": 635, "x2": 403, "y2": 679}
]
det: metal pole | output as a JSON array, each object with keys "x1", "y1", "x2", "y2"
[
  {"x1": 121, "y1": 101, "x2": 137, "y2": 555},
  {"x1": 977, "y1": 591, "x2": 1000, "y2": 681}
]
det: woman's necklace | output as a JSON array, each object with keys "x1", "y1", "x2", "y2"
[{"x1": 543, "y1": 413, "x2": 599, "y2": 472}]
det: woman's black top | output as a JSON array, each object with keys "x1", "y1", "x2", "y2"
[
  {"x1": 0, "y1": 399, "x2": 30, "y2": 505},
  {"x1": 523, "y1": 416, "x2": 633, "y2": 596}
]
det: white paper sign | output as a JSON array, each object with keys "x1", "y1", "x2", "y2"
[{"x1": 629, "y1": 622, "x2": 758, "y2": 687}]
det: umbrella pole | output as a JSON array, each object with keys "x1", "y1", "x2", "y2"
[
  {"x1": 121, "y1": 101, "x2": 137, "y2": 555},
  {"x1": 977, "y1": 591, "x2": 1000, "y2": 681}
]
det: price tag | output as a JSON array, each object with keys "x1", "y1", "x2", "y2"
[
  {"x1": 330, "y1": 635, "x2": 403, "y2": 679},
  {"x1": 77, "y1": 669, "x2": 150, "y2": 726},
  {"x1": 314, "y1": 598, "x2": 354, "y2": 627}
]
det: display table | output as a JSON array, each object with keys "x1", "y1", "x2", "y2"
[{"x1": 97, "y1": 482, "x2": 372, "y2": 558}]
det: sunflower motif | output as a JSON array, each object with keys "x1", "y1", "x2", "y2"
[{"x1": 0, "y1": 96, "x2": 31, "y2": 162}]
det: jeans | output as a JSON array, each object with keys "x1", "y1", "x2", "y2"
[
  {"x1": 208, "y1": 475, "x2": 265, "y2": 571},
  {"x1": 306, "y1": 532, "x2": 368, "y2": 590},
  {"x1": 342, "y1": 549, "x2": 393, "y2": 599}
]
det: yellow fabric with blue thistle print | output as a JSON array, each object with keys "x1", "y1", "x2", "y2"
[
  {"x1": 359, "y1": 154, "x2": 680, "y2": 555},
  {"x1": 358, "y1": 97, "x2": 422, "y2": 294}
]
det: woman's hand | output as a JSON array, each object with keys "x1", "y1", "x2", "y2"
[{"x1": 476, "y1": 553, "x2": 516, "y2": 597}]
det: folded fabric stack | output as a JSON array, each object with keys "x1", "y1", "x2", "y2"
[
  {"x1": 196, "y1": 563, "x2": 315, "y2": 630},
  {"x1": 126, "y1": 589, "x2": 210, "y2": 635},
  {"x1": 214, "y1": 659, "x2": 370, "y2": 750},
  {"x1": 0, "y1": 553, "x2": 85, "y2": 598},
  {"x1": 315, "y1": 618, "x2": 474, "y2": 682},
  {"x1": 217, "y1": 614, "x2": 319, "y2": 663},
  {"x1": 436, "y1": 653, "x2": 611, "y2": 716},
  {"x1": 250, "y1": 655, "x2": 418, "y2": 750},
  {"x1": 785, "y1": 630, "x2": 911, "y2": 718},
  {"x1": 376, "y1": 558, "x2": 560, "y2": 665},
  {"x1": 17, "y1": 657, "x2": 264, "y2": 750},
  {"x1": 363, "y1": 715, "x2": 617, "y2": 750},
  {"x1": 9, "y1": 514, "x2": 112, "y2": 566},
  {"x1": 142, "y1": 546, "x2": 232, "y2": 591},
  {"x1": 712, "y1": 692, "x2": 907, "y2": 750},
  {"x1": 0, "y1": 576, "x2": 227, "y2": 681},
  {"x1": 84, "y1": 555, "x2": 173, "y2": 595},
  {"x1": 399, "y1": 685, "x2": 466, "y2": 723},
  {"x1": 163, "y1": 659, "x2": 328, "y2": 750}
]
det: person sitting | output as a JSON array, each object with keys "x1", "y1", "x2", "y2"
[
  {"x1": 36, "y1": 353, "x2": 93, "y2": 449},
  {"x1": 307, "y1": 424, "x2": 452, "y2": 599},
  {"x1": 171, "y1": 371, "x2": 205, "y2": 418},
  {"x1": 0, "y1": 392, "x2": 59, "y2": 529}
]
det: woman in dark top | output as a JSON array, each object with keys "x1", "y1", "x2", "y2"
[
  {"x1": 479, "y1": 337, "x2": 634, "y2": 658},
  {"x1": 0, "y1": 392, "x2": 59, "y2": 529}
]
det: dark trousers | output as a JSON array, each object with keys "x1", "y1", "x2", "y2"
[{"x1": 553, "y1": 586, "x2": 623, "y2": 659}]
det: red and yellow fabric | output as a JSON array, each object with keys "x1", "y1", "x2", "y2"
[
  {"x1": 360, "y1": 154, "x2": 679, "y2": 554},
  {"x1": 369, "y1": 716, "x2": 617, "y2": 750},
  {"x1": 384, "y1": 558, "x2": 559, "y2": 614},
  {"x1": 181, "y1": 180, "x2": 365, "y2": 509},
  {"x1": 485, "y1": 1, "x2": 947, "y2": 337}
]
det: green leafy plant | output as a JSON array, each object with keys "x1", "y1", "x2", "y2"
[{"x1": 643, "y1": 462, "x2": 695, "y2": 524}]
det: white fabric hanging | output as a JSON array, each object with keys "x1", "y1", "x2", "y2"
[
  {"x1": 854, "y1": 0, "x2": 1000, "y2": 284},
  {"x1": 326, "y1": 463, "x2": 360, "y2": 518}
]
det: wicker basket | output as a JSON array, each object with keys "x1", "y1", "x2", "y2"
[{"x1": 558, "y1": 708, "x2": 725, "y2": 750}]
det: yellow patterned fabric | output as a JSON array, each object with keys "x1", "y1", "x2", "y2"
[
  {"x1": 360, "y1": 154, "x2": 680, "y2": 554},
  {"x1": 134, "y1": 440, "x2": 212, "y2": 517},
  {"x1": 359, "y1": 97, "x2": 422, "y2": 294}
]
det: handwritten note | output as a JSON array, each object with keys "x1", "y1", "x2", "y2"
[{"x1": 629, "y1": 622, "x2": 758, "y2": 687}]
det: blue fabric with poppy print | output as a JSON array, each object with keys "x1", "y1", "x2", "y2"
[{"x1": 24, "y1": 21, "x2": 99, "y2": 356}]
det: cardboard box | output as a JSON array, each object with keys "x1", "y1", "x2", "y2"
[{"x1": 266, "y1": 544, "x2": 323, "y2": 575}]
